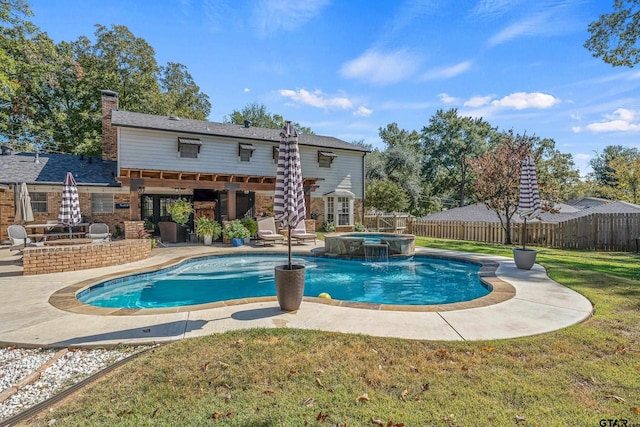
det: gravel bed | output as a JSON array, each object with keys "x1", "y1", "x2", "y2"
[{"x1": 0, "y1": 345, "x2": 153, "y2": 421}]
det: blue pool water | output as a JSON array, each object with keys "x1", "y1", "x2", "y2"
[{"x1": 77, "y1": 254, "x2": 490, "y2": 309}]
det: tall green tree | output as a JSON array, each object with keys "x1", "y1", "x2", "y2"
[
  {"x1": 422, "y1": 108, "x2": 496, "y2": 207},
  {"x1": 589, "y1": 145, "x2": 638, "y2": 190},
  {"x1": 365, "y1": 179, "x2": 409, "y2": 213},
  {"x1": 158, "y1": 62, "x2": 211, "y2": 121},
  {"x1": 609, "y1": 151, "x2": 640, "y2": 203},
  {"x1": 225, "y1": 103, "x2": 313, "y2": 134},
  {"x1": 469, "y1": 131, "x2": 533, "y2": 245},
  {"x1": 584, "y1": 0, "x2": 640, "y2": 67}
]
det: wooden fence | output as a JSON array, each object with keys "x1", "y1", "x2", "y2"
[{"x1": 364, "y1": 213, "x2": 640, "y2": 251}]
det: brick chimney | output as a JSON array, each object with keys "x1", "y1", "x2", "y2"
[{"x1": 101, "y1": 90, "x2": 118, "y2": 161}]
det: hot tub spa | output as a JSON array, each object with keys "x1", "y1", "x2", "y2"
[{"x1": 323, "y1": 232, "x2": 415, "y2": 258}]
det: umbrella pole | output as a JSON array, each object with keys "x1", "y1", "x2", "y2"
[
  {"x1": 287, "y1": 225, "x2": 292, "y2": 269},
  {"x1": 522, "y1": 218, "x2": 527, "y2": 250}
]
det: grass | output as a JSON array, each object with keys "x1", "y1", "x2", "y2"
[{"x1": 21, "y1": 239, "x2": 640, "y2": 426}]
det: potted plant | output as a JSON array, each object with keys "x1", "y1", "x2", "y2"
[
  {"x1": 223, "y1": 219, "x2": 250, "y2": 246},
  {"x1": 240, "y1": 217, "x2": 258, "y2": 244},
  {"x1": 195, "y1": 216, "x2": 222, "y2": 245},
  {"x1": 159, "y1": 198, "x2": 193, "y2": 243}
]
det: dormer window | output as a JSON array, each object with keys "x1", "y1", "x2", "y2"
[
  {"x1": 178, "y1": 137, "x2": 201, "y2": 158},
  {"x1": 239, "y1": 143, "x2": 255, "y2": 162},
  {"x1": 318, "y1": 151, "x2": 337, "y2": 168}
]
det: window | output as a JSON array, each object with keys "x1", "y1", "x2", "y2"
[
  {"x1": 272, "y1": 146, "x2": 280, "y2": 163},
  {"x1": 324, "y1": 192, "x2": 354, "y2": 226},
  {"x1": 178, "y1": 137, "x2": 201, "y2": 158},
  {"x1": 239, "y1": 143, "x2": 255, "y2": 162},
  {"x1": 30, "y1": 192, "x2": 48, "y2": 213},
  {"x1": 318, "y1": 151, "x2": 337, "y2": 168},
  {"x1": 91, "y1": 193, "x2": 114, "y2": 214}
]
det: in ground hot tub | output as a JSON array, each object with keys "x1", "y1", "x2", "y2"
[{"x1": 323, "y1": 232, "x2": 415, "y2": 259}]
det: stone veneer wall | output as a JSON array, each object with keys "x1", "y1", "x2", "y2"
[
  {"x1": 124, "y1": 221, "x2": 145, "y2": 239},
  {"x1": 22, "y1": 239, "x2": 151, "y2": 276},
  {"x1": 308, "y1": 197, "x2": 363, "y2": 231}
]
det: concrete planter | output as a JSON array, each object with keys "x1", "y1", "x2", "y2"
[
  {"x1": 203, "y1": 235, "x2": 213, "y2": 245},
  {"x1": 275, "y1": 265, "x2": 306, "y2": 311},
  {"x1": 513, "y1": 248, "x2": 537, "y2": 270}
]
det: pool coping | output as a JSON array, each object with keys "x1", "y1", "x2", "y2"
[{"x1": 49, "y1": 250, "x2": 516, "y2": 316}]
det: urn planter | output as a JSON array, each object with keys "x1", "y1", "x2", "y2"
[
  {"x1": 513, "y1": 248, "x2": 537, "y2": 270},
  {"x1": 275, "y1": 264, "x2": 306, "y2": 311}
]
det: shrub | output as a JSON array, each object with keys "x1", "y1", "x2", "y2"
[
  {"x1": 240, "y1": 217, "x2": 258, "y2": 237},
  {"x1": 322, "y1": 221, "x2": 336, "y2": 232},
  {"x1": 223, "y1": 219, "x2": 250, "y2": 239},
  {"x1": 354, "y1": 222, "x2": 366, "y2": 232},
  {"x1": 166, "y1": 198, "x2": 193, "y2": 225},
  {"x1": 195, "y1": 217, "x2": 222, "y2": 239}
]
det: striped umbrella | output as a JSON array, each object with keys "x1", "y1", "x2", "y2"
[
  {"x1": 58, "y1": 172, "x2": 82, "y2": 238},
  {"x1": 274, "y1": 121, "x2": 306, "y2": 268},
  {"x1": 517, "y1": 156, "x2": 541, "y2": 250}
]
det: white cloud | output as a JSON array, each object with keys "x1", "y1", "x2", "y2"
[
  {"x1": 585, "y1": 108, "x2": 640, "y2": 133},
  {"x1": 421, "y1": 61, "x2": 472, "y2": 80},
  {"x1": 491, "y1": 92, "x2": 559, "y2": 110},
  {"x1": 464, "y1": 95, "x2": 492, "y2": 108},
  {"x1": 572, "y1": 126, "x2": 581, "y2": 133},
  {"x1": 438, "y1": 93, "x2": 460, "y2": 105},
  {"x1": 340, "y1": 49, "x2": 421, "y2": 86},
  {"x1": 279, "y1": 88, "x2": 353, "y2": 110},
  {"x1": 471, "y1": 0, "x2": 523, "y2": 17},
  {"x1": 253, "y1": 0, "x2": 330, "y2": 37},
  {"x1": 243, "y1": 87, "x2": 250, "y2": 93},
  {"x1": 354, "y1": 106, "x2": 372, "y2": 117},
  {"x1": 575, "y1": 153, "x2": 591, "y2": 160}
]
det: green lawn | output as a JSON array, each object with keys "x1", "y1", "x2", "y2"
[{"x1": 23, "y1": 239, "x2": 640, "y2": 426}]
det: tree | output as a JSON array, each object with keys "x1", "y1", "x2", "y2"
[
  {"x1": 225, "y1": 103, "x2": 313, "y2": 134},
  {"x1": 422, "y1": 108, "x2": 496, "y2": 207},
  {"x1": 378, "y1": 123, "x2": 424, "y2": 214},
  {"x1": 589, "y1": 145, "x2": 638, "y2": 191},
  {"x1": 158, "y1": 62, "x2": 211, "y2": 120},
  {"x1": 584, "y1": 0, "x2": 640, "y2": 67},
  {"x1": 469, "y1": 131, "x2": 533, "y2": 245},
  {"x1": 609, "y1": 151, "x2": 640, "y2": 203},
  {"x1": 365, "y1": 179, "x2": 409, "y2": 213}
]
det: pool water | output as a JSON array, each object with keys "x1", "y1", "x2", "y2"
[{"x1": 77, "y1": 254, "x2": 490, "y2": 309}]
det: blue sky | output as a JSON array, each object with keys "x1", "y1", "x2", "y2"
[{"x1": 28, "y1": 0, "x2": 640, "y2": 176}]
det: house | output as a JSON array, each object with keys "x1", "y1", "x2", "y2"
[{"x1": 0, "y1": 90, "x2": 368, "y2": 241}]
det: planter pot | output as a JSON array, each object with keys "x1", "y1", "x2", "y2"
[
  {"x1": 513, "y1": 248, "x2": 537, "y2": 270},
  {"x1": 275, "y1": 265, "x2": 306, "y2": 311},
  {"x1": 203, "y1": 235, "x2": 213, "y2": 246},
  {"x1": 244, "y1": 237, "x2": 251, "y2": 245},
  {"x1": 232, "y1": 238, "x2": 244, "y2": 247},
  {"x1": 158, "y1": 221, "x2": 187, "y2": 243}
]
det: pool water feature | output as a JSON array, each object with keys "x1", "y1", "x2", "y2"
[
  {"x1": 77, "y1": 254, "x2": 489, "y2": 309},
  {"x1": 323, "y1": 232, "x2": 415, "y2": 258}
]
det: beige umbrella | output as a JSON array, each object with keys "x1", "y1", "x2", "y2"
[{"x1": 15, "y1": 183, "x2": 34, "y2": 223}]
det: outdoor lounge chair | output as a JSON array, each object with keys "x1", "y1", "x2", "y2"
[
  {"x1": 291, "y1": 221, "x2": 316, "y2": 245},
  {"x1": 256, "y1": 217, "x2": 285, "y2": 246},
  {"x1": 86, "y1": 223, "x2": 111, "y2": 242},
  {"x1": 7, "y1": 224, "x2": 42, "y2": 251}
]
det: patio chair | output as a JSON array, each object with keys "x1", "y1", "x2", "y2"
[
  {"x1": 86, "y1": 223, "x2": 111, "y2": 243},
  {"x1": 256, "y1": 217, "x2": 285, "y2": 246},
  {"x1": 291, "y1": 221, "x2": 316, "y2": 245},
  {"x1": 7, "y1": 224, "x2": 42, "y2": 251}
]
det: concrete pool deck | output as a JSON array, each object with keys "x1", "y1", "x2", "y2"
[{"x1": 0, "y1": 243, "x2": 593, "y2": 347}]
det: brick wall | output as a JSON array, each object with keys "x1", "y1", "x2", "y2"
[
  {"x1": 22, "y1": 239, "x2": 151, "y2": 275},
  {"x1": 124, "y1": 221, "x2": 145, "y2": 239},
  {"x1": 255, "y1": 194, "x2": 274, "y2": 218}
]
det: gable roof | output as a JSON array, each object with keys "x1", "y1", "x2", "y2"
[
  {"x1": 111, "y1": 110, "x2": 369, "y2": 153},
  {"x1": 421, "y1": 201, "x2": 640, "y2": 224},
  {"x1": 0, "y1": 152, "x2": 118, "y2": 186}
]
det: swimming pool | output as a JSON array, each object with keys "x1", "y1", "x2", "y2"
[{"x1": 77, "y1": 254, "x2": 490, "y2": 309}]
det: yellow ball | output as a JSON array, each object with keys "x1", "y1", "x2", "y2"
[{"x1": 318, "y1": 292, "x2": 332, "y2": 300}]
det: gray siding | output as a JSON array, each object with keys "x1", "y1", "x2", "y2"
[{"x1": 118, "y1": 128, "x2": 364, "y2": 198}]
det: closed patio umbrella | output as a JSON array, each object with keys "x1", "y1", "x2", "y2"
[
  {"x1": 15, "y1": 182, "x2": 34, "y2": 223},
  {"x1": 517, "y1": 155, "x2": 541, "y2": 250},
  {"x1": 274, "y1": 121, "x2": 306, "y2": 269},
  {"x1": 58, "y1": 172, "x2": 82, "y2": 239}
]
